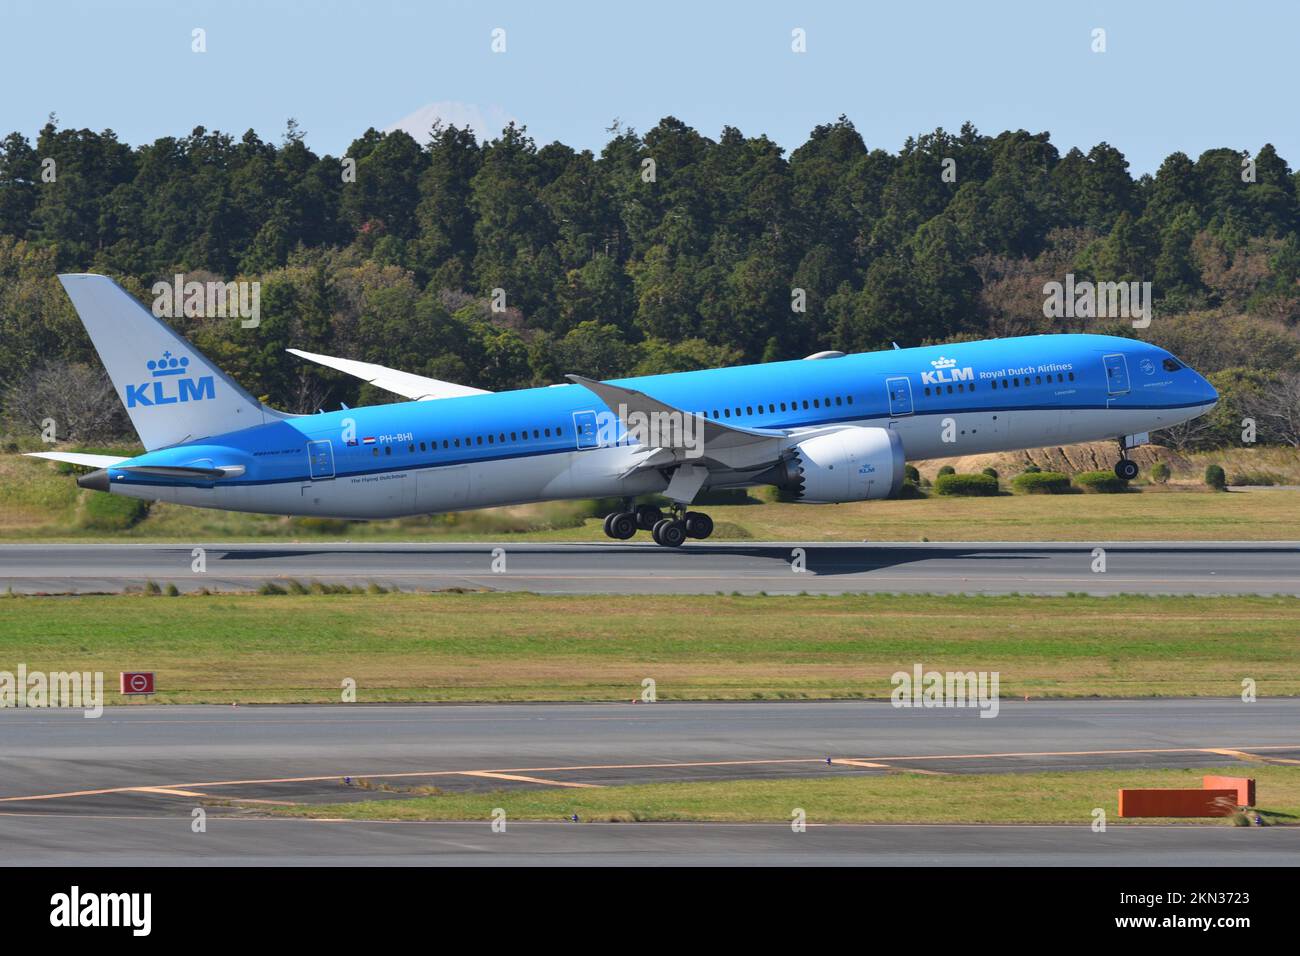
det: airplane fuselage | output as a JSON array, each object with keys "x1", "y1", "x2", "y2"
[{"x1": 95, "y1": 333, "x2": 1218, "y2": 519}]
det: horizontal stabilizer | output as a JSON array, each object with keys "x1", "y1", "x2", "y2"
[
  {"x1": 24, "y1": 451, "x2": 129, "y2": 468},
  {"x1": 287, "y1": 348, "x2": 490, "y2": 401}
]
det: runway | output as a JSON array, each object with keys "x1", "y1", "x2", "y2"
[
  {"x1": 2, "y1": 541, "x2": 1298, "y2": 595},
  {"x1": 2, "y1": 699, "x2": 1297, "y2": 865}
]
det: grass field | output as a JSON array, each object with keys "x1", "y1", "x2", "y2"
[
  {"x1": 2, "y1": 591, "x2": 1296, "y2": 703},
  {"x1": 4, "y1": 448, "x2": 1300, "y2": 542},
  {"x1": 263, "y1": 765, "x2": 1300, "y2": 825}
]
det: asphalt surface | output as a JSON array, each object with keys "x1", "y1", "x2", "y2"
[
  {"x1": 6, "y1": 815, "x2": 1294, "y2": 866},
  {"x1": 2, "y1": 699, "x2": 1297, "y2": 865},
  {"x1": 2, "y1": 541, "x2": 1297, "y2": 595}
]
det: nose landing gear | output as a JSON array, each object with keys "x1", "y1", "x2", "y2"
[{"x1": 1114, "y1": 439, "x2": 1140, "y2": 481}]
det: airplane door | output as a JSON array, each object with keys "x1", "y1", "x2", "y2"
[
  {"x1": 885, "y1": 377, "x2": 914, "y2": 417},
  {"x1": 1103, "y1": 353, "x2": 1131, "y2": 396},
  {"x1": 572, "y1": 410, "x2": 600, "y2": 449},
  {"x1": 306, "y1": 440, "x2": 335, "y2": 480}
]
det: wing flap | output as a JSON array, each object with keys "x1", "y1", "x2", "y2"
[
  {"x1": 565, "y1": 374, "x2": 791, "y2": 476},
  {"x1": 564, "y1": 374, "x2": 784, "y2": 452}
]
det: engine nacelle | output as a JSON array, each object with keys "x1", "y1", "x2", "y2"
[{"x1": 772, "y1": 426, "x2": 905, "y2": 503}]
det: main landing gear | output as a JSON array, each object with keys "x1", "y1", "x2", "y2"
[
  {"x1": 1113, "y1": 439, "x2": 1140, "y2": 481},
  {"x1": 602, "y1": 502, "x2": 713, "y2": 547}
]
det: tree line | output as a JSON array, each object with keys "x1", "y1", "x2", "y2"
[{"x1": 1, "y1": 115, "x2": 1298, "y2": 446}]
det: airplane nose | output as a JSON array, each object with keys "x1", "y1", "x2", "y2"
[
  {"x1": 77, "y1": 468, "x2": 110, "y2": 492},
  {"x1": 1201, "y1": 376, "x2": 1219, "y2": 407}
]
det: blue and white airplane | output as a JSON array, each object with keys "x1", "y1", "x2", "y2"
[{"x1": 30, "y1": 274, "x2": 1218, "y2": 546}]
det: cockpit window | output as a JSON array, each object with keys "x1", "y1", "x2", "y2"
[{"x1": 1162, "y1": 358, "x2": 1185, "y2": 372}]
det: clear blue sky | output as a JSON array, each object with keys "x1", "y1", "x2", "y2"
[{"x1": 2, "y1": 0, "x2": 1294, "y2": 175}]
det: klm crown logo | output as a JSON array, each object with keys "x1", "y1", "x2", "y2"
[
  {"x1": 148, "y1": 352, "x2": 190, "y2": 377},
  {"x1": 921, "y1": 354, "x2": 974, "y2": 385},
  {"x1": 126, "y1": 351, "x2": 215, "y2": 408}
]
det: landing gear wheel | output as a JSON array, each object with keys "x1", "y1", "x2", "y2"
[
  {"x1": 652, "y1": 518, "x2": 687, "y2": 548},
  {"x1": 607, "y1": 512, "x2": 638, "y2": 540},
  {"x1": 1114, "y1": 459, "x2": 1139, "y2": 481},
  {"x1": 634, "y1": 505, "x2": 664, "y2": 530},
  {"x1": 683, "y1": 511, "x2": 714, "y2": 539},
  {"x1": 603, "y1": 512, "x2": 617, "y2": 538}
]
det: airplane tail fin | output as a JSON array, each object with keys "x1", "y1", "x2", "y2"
[{"x1": 57, "y1": 274, "x2": 287, "y2": 450}]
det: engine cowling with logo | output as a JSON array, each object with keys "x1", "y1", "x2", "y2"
[{"x1": 772, "y1": 426, "x2": 906, "y2": 503}]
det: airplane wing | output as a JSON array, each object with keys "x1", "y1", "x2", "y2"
[
  {"x1": 24, "y1": 451, "x2": 130, "y2": 468},
  {"x1": 564, "y1": 374, "x2": 791, "y2": 480},
  {"x1": 287, "y1": 348, "x2": 491, "y2": 401}
]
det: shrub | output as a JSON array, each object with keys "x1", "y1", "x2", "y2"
[
  {"x1": 981, "y1": 467, "x2": 999, "y2": 479},
  {"x1": 1204, "y1": 464, "x2": 1227, "y2": 490},
  {"x1": 1011, "y1": 471, "x2": 1072, "y2": 494},
  {"x1": 1228, "y1": 470, "x2": 1283, "y2": 486},
  {"x1": 893, "y1": 480, "x2": 927, "y2": 499},
  {"x1": 904, "y1": 464, "x2": 920, "y2": 484},
  {"x1": 80, "y1": 492, "x2": 148, "y2": 530},
  {"x1": 1022, "y1": 463, "x2": 1041, "y2": 474},
  {"x1": 1150, "y1": 462, "x2": 1171, "y2": 484},
  {"x1": 936, "y1": 464, "x2": 956, "y2": 477},
  {"x1": 933, "y1": 473, "x2": 999, "y2": 496},
  {"x1": 1075, "y1": 470, "x2": 1130, "y2": 493}
]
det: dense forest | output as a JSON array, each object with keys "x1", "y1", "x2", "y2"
[{"x1": 1, "y1": 115, "x2": 1298, "y2": 448}]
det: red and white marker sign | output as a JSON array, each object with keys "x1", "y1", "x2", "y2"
[{"x1": 120, "y1": 672, "x2": 155, "y2": 695}]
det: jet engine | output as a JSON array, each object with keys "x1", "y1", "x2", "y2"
[{"x1": 767, "y1": 426, "x2": 905, "y2": 503}]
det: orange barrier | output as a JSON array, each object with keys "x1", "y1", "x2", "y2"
[
  {"x1": 1117, "y1": 788, "x2": 1239, "y2": 817},
  {"x1": 1202, "y1": 776, "x2": 1255, "y2": 807}
]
